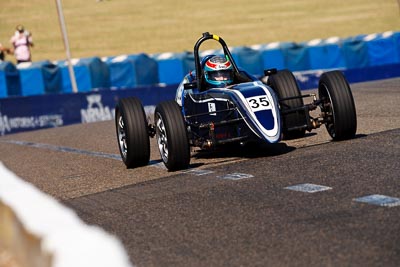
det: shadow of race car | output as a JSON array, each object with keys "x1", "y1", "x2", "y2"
[{"x1": 115, "y1": 32, "x2": 357, "y2": 171}]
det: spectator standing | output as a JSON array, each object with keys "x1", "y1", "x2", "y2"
[{"x1": 10, "y1": 25, "x2": 34, "y2": 64}]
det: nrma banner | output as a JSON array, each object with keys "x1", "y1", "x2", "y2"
[{"x1": 0, "y1": 85, "x2": 176, "y2": 135}]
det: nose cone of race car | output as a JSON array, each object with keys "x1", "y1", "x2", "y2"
[{"x1": 230, "y1": 82, "x2": 281, "y2": 143}]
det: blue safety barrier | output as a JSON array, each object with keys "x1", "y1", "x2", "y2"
[
  {"x1": 341, "y1": 37, "x2": 369, "y2": 69},
  {"x1": 58, "y1": 57, "x2": 111, "y2": 93},
  {"x1": 105, "y1": 53, "x2": 159, "y2": 89},
  {"x1": 259, "y1": 42, "x2": 290, "y2": 71},
  {"x1": 1, "y1": 31, "x2": 399, "y2": 98},
  {"x1": 231, "y1": 46, "x2": 264, "y2": 76},
  {"x1": 1, "y1": 60, "x2": 399, "y2": 136},
  {"x1": 0, "y1": 61, "x2": 21, "y2": 98},
  {"x1": 57, "y1": 60, "x2": 92, "y2": 93},
  {"x1": 282, "y1": 42, "x2": 311, "y2": 71},
  {"x1": 364, "y1": 33, "x2": 399, "y2": 66},
  {"x1": 76, "y1": 57, "x2": 110, "y2": 90},
  {"x1": 306, "y1": 40, "x2": 346, "y2": 70},
  {"x1": 18, "y1": 60, "x2": 62, "y2": 96},
  {"x1": 394, "y1": 32, "x2": 400, "y2": 57},
  {"x1": 152, "y1": 51, "x2": 194, "y2": 84},
  {"x1": 294, "y1": 63, "x2": 400, "y2": 90}
]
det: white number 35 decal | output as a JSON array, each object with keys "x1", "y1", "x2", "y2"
[{"x1": 246, "y1": 96, "x2": 271, "y2": 112}]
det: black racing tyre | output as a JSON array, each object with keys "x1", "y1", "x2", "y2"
[
  {"x1": 155, "y1": 101, "x2": 190, "y2": 171},
  {"x1": 115, "y1": 97, "x2": 150, "y2": 168},
  {"x1": 268, "y1": 69, "x2": 306, "y2": 139},
  {"x1": 318, "y1": 71, "x2": 357, "y2": 141}
]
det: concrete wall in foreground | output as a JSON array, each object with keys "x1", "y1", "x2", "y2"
[
  {"x1": 0, "y1": 201, "x2": 52, "y2": 267},
  {"x1": 0, "y1": 163, "x2": 133, "y2": 267}
]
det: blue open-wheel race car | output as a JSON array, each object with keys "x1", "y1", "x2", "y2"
[{"x1": 115, "y1": 32, "x2": 357, "y2": 171}]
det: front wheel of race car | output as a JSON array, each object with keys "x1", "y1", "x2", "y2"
[
  {"x1": 115, "y1": 97, "x2": 150, "y2": 168},
  {"x1": 155, "y1": 101, "x2": 190, "y2": 171},
  {"x1": 318, "y1": 71, "x2": 357, "y2": 141},
  {"x1": 268, "y1": 69, "x2": 306, "y2": 139}
]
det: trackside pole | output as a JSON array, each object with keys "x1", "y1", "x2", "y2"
[{"x1": 55, "y1": 0, "x2": 78, "y2": 93}]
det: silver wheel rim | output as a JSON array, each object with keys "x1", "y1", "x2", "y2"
[
  {"x1": 156, "y1": 113, "x2": 169, "y2": 163},
  {"x1": 321, "y1": 84, "x2": 336, "y2": 138},
  {"x1": 117, "y1": 115, "x2": 128, "y2": 158}
]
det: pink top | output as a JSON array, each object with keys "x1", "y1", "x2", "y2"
[{"x1": 10, "y1": 32, "x2": 33, "y2": 61}]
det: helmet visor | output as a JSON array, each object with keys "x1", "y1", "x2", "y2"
[{"x1": 206, "y1": 69, "x2": 233, "y2": 82}]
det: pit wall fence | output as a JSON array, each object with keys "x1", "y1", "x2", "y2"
[{"x1": 0, "y1": 31, "x2": 399, "y2": 135}]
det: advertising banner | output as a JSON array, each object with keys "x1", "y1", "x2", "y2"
[{"x1": 0, "y1": 85, "x2": 177, "y2": 135}]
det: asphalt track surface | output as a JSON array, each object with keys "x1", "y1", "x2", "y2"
[{"x1": 0, "y1": 78, "x2": 399, "y2": 267}]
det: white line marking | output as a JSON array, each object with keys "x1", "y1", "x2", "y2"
[
  {"x1": 284, "y1": 183, "x2": 332, "y2": 193},
  {"x1": 217, "y1": 173, "x2": 254, "y2": 180},
  {"x1": 353, "y1": 194, "x2": 400, "y2": 207},
  {"x1": 1, "y1": 140, "x2": 164, "y2": 167},
  {"x1": 183, "y1": 169, "x2": 214, "y2": 176},
  {"x1": 2, "y1": 140, "x2": 121, "y2": 160}
]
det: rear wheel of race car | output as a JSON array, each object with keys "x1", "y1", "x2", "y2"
[
  {"x1": 155, "y1": 101, "x2": 190, "y2": 171},
  {"x1": 115, "y1": 97, "x2": 150, "y2": 168},
  {"x1": 268, "y1": 69, "x2": 306, "y2": 139},
  {"x1": 318, "y1": 71, "x2": 357, "y2": 141}
]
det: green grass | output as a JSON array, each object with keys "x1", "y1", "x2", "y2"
[{"x1": 0, "y1": 0, "x2": 399, "y2": 64}]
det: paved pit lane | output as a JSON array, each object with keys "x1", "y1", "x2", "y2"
[{"x1": 0, "y1": 78, "x2": 399, "y2": 266}]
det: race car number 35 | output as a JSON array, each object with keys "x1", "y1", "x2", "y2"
[{"x1": 246, "y1": 96, "x2": 271, "y2": 112}]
